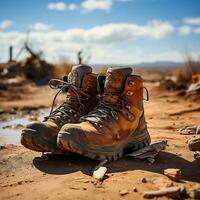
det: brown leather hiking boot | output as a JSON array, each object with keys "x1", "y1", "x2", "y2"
[
  {"x1": 57, "y1": 67, "x2": 151, "y2": 161},
  {"x1": 21, "y1": 65, "x2": 98, "y2": 153}
]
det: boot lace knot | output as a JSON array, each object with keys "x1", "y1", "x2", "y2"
[
  {"x1": 44, "y1": 79, "x2": 90, "y2": 126},
  {"x1": 81, "y1": 93, "x2": 131, "y2": 127}
]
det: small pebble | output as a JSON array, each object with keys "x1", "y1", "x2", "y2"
[
  {"x1": 141, "y1": 178, "x2": 147, "y2": 183},
  {"x1": 17, "y1": 181, "x2": 23, "y2": 185},
  {"x1": 133, "y1": 187, "x2": 138, "y2": 192},
  {"x1": 164, "y1": 168, "x2": 182, "y2": 182},
  {"x1": 119, "y1": 189, "x2": 129, "y2": 196},
  {"x1": 93, "y1": 166, "x2": 107, "y2": 180}
]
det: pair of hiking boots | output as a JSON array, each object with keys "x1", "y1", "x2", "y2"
[{"x1": 21, "y1": 65, "x2": 151, "y2": 161}]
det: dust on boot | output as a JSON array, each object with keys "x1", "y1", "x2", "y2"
[
  {"x1": 21, "y1": 64, "x2": 98, "y2": 153},
  {"x1": 57, "y1": 67, "x2": 151, "y2": 161}
]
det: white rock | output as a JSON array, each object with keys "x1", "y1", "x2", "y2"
[{"x1": 93, "y1": 166, "x2": 107, "y2": 180}]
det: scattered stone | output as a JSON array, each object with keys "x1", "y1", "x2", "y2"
[
  {"x1": 126, "y1": 141, "x2": 167, "y2": 163},
  {"x1": 93, "y1": 166, "x2": 107, "y2": 180},
  {"x1": 141, "y1": 178, "x2": 147, "y2": 183},
  {"x1": 93, "y1": 159, "x2": 108, "y2": 180},
  {"x1": 17, "y1": 181, "x2": 23, "y2": 185},
  {"x1": 164, "y1": 168, "x2": 182, "y2": 182},
  {"x1": 82, "y1": 187, "x2": 87, "y2": 190},
  {"x1": 177, "y1": 126, "x2": 198, "y2": 135},
  {"x1": 188, "y1": 137, "x2": 200, "y2": 151},
  {"x1": 119, "y1": 189, "x2": 129, "y2": 196},
  {"x1": 133, "y1": 187, "x2": 138, "y2": 192},
  {"x1": 24, "y1": 180, "x2": 34, "y2": 183},
  {"x1": 69, "y1": 186, "x2": 80, "y2": 190},
  {"x1": 143, "y1": 186, "x2": 181, "y2": 199}
]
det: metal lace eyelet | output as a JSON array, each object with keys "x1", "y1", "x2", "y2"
[
  {"x1": 128, "y1": 115, "x2": 134, "y2": 120},
  {"x1": 126, "y1": 91, "x2": 133, "y2": 96},
  {"x1": 115, "y1": 116, "x2": 119, "y2": 120},
  {"x1": 128, "y1": 81, "x2": 135, "y2": 86},
  {"x1": 116, "y1": 134, "x2": 120, "y2": 139},
  {"x1": 68, "y1": 119, "x2": 71, "y2": 122},
  {"x1": 126, "y1": 105, "x2": 131, "y2": 110}
]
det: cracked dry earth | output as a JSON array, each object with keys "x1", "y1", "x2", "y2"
[{"x1": 0, "y1": 82, "x2": 200, "y2": 200}]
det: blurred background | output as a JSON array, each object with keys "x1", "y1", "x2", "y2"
[
  {"x1": 0, "y1": 0, "x2": 200, "y2": 75},
  {"x1": 0, "y1": 0, "x2": 200, "y2": 145},
  {"x1": 1, "y1": 2, "x2": 200, "y2": 198}
]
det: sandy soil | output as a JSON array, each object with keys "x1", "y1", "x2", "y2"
[
  {"x1": 0, "y1": 82, "x2": 200, "y2": 200},
  {"x1": 0, "y1": 83, "x2": 65, "y2": 111}
]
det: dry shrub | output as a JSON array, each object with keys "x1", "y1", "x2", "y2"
[
  {"x1": 175, "y1": 55, "x2": 200, "y2": 84},
  {"x1": 52, "y1": 60, "x2": 74, "y2": 79}
]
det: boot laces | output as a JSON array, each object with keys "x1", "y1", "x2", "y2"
[
  {"x1": 81, "y1": 93, "x2": 130, "y2": 127},
  {"x1": 44, "y1": 79, "x2": 90, "y2": 126}
]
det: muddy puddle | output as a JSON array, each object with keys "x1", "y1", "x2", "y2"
[{"x1": 0, "y1": 108, "x2": 50, "y2": 145}]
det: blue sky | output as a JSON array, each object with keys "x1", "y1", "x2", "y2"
[{"x1": 0, "y1": 0, "x2": 200, "y2": 64}]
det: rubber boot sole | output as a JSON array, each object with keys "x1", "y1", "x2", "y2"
[
  {"x1": 21, "y1": 129, "x2": 63, "y2": 154},
  {"x1": 57, "y1": 128, "x2": 151, "y2": 161}
]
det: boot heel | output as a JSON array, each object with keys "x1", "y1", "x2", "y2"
[{"x1": 124, "y1": 128, "x2": 151, "y2": 153}]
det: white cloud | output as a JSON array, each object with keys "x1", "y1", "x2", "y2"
[
  {"x1": 30, "y1": 23, "x2": 52, "y2": 31},
  {"x1": 82, "y1": 0, "x2": 113, "y2": 12},
  {"x1": 85, "y1": 21, "x2": 174, "y2": 42},
  {"x1": 47, "y1": 0, "x2": 131, "y2": 13},
  {"x1": 194, "y1": 27, "x2": 200, "y2": 34},
  {"x1": 0, "y1": 20, "x2": 13, "y2": 30},
  {"x1": 184, "y1": 17, "x2": 200, "y2": 25},
  {"x1": 47, "y1": 2, "x2": 78, "y2": 11},
  {"x1": 178, "y1": 25, "x2": 192, "y2": 35},
  {"x1": 47, "y1": 2, "x2": 66, "y2": 11},
  {"x1": 178, "y1": 24, "x2": 200, "y2": 36},
  {"x1": 68, "y1": 3, "x2": 78, "y2": 11},
  {"x1": 0, "y1": 21, "x2": 176, "y2": 63}
]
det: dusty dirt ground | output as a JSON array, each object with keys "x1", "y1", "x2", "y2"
[{"x1": 0, "y1": 82, "x2": 200, "y2": 200}]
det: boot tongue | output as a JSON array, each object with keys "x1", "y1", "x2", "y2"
[
  {"x1": 104, "y1": 67, "x2": 133, "y2": 93},
  {"x1": 68, "y1": 64, "x2": 92, "y2": 88}
]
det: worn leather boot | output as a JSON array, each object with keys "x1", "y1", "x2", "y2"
[
  {"x1": 57, "y1": 67, "x2": 151, "y2": 161},
  {"x1": 21, "y1": 65, "x2": 98, "y2": 153}
]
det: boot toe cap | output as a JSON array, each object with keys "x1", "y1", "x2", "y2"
[
  {"x1": 21, "y1": 122, "x2": 57, "y2": 150},
  {"x1": 57, "y1": 124, "x2": 87, "y2": 152}
]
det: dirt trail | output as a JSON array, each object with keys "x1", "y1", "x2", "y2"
[{"x1": 0, "y1": 82, "x2": 200, "y2": 200}]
